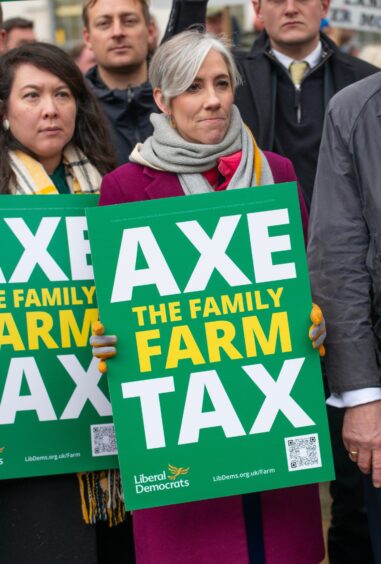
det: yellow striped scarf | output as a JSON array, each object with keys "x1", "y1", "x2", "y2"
[{"x1": 9, "y1": 144, "x2": 101, "y2": 195}]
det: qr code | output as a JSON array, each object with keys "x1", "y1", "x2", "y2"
[
  {"x1": 91, "y1": 423, "x2": 118, "y2": 457},
  {"x1": 285, "y1": 433, "x2": 322, "y2": 471}
]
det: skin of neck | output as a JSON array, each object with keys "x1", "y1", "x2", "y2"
[
  {"x1": 270, "y1": 34, "x2": 320, "y2": 61},
  {"x1": 41, "y1": 154, "x2": 62, "y2": 175},
  {"x1": 98, "y1": 60, "x2": 148, "y2": 90}
]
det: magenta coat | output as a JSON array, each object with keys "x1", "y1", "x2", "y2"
[{"x1": 99, "y1": 152, "x2": 323, "y2": 564}]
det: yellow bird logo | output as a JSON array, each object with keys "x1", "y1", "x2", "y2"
[{"x1": 168, "y1": 464, "x2": 189, "y2": 481}]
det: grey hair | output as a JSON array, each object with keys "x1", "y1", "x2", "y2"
[{"x1": 149, "y1": 30, "x2": 241, "y2": 105}]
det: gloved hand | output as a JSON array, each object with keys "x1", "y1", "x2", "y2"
[
  {"x1": 90, "y1": 320, "x2": 117, "y2": 374},
  {"x1": 309, "y1": 303, "x2": 326, "y2": 357}
]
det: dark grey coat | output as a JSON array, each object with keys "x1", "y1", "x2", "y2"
[{"x1": 308, "y1": 71, "x2": 381, "y2": 394}]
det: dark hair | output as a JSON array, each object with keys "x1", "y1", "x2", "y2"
[
  {"x1": 0, "y1": 42, "x2": 116, "y2": 194},
  {"x1": 3, "y1": 17, "x2": 34, "y2": 33},
  {"x1": 67, "y1": 42, "x2": 86, "y2": 61},
  {"x1": 82, "y1": 0, "x2": 150, "y2": 28},
  {"x1": 0, "y1": 6, "x2": 3, "y2": 28}
]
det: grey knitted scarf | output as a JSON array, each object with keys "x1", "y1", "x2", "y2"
[{"x1": 130, "y1": 105, "x2": 274, "y2": 193}]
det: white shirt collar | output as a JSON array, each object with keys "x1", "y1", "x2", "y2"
[{"x1": 272, "y1": 42, "x2": 322, "y2": 71}]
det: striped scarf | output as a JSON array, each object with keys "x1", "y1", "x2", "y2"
[
  {"x1": 78, "y1": 470, "x2": 125, "y2": 527},
  {"x1": 9, "y1": 144, "x2": 101, "y2": 194}
]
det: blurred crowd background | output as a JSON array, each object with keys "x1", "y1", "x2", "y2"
[{"x1": 4, "y1": 0, "x2": 381, "y2": 70}]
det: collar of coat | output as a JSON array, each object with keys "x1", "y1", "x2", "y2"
[{"x1": 85, "y1": 65, "x2": 154, "y2": 105}]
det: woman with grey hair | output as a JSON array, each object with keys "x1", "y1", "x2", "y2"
[
  {"x1": 148, "y1": 28, "x2": 241, "y2": 102},
  {"x1": 96, "y1": 30, "x2": 326, "y2": 564}
]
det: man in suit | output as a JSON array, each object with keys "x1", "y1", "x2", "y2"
[{"x1": 235, "y1": 0, "x2": 377, "y2": 209}]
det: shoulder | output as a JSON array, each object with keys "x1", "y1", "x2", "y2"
[
  {"x1": 103, "y1": 162, "x2": 146, "y2": 185},
  {"x1": 322, "y1": 32, "x2": 378, "y2": 77},
  {"x1": 332, "y1": 48, "x2": 379, "y2": 78},
  {"x1": 235, "y1": 32, "x2": 268, "y2": 68},
  {"x1": 347, "y1": 54, "x2": 379, "y2": 77},
  {"x1": 264, "y1": 151, "x2": 297, "y2": 183},
  {"x1": 330, "y1": 70, "x2": 381, "y2": 104},
  {"x1": 99, "y1": 163, "x2": 182, "y2": 205},
  {"x1": 100, "y1": 163, "x2": 148, "y2": 205},
  {"x1": 327, "y1": 72, "x2": 381, "y2": 136}
]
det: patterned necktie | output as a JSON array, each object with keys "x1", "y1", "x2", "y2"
[{"x1": 289, "y1": 61, "x2": 309, "y2": 86}]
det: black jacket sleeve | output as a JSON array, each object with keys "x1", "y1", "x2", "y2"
[{"x1": 161, "y1": 0, "x2": 208, "y2": 43}]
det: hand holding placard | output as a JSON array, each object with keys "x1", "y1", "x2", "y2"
[
  {"x1": 90, "y1": 321, "x2": 117, "y2": 374},
  {"x1": 309, "y1": 304, "x2": 326, "y2": 357}
]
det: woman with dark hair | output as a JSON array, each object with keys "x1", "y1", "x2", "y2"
[
  {"x1": 0, "y1": 42, "x2": 127, "y2": 564},
  {"x1": 95, "y1": 30, "x2": 327, "y2": 564},
  {"x1": 0, "y1": 42, "x2": 115, "y2": 194}
]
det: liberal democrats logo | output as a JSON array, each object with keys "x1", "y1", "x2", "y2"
[{"x1": 134, "y1": 464, "x2": 190, "y2": 494}]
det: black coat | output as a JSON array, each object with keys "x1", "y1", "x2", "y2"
[
  {"x1": 235, "y1": 32, "x2": 378, "y2": 206},
  {"x1": 86, "y1": 68, "x2": 156, "y2": 166},
  {"x1": 235, "y1": 31, "x2": 378, "y2": 151}
]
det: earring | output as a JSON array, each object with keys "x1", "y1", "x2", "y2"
[
  {"x1": 168, "y1": 114, "x2": 176, "y2": 129},
  {"x1": 3, "y1": 119, "x2": 9, "y2": 131}
]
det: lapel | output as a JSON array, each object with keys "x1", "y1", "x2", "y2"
[
  {"x1": 142, "y1": 166, "x2": 184, "y2": 201},
  {"x1": 324, "y1": 38, "x2": 357, "y2": 91}
]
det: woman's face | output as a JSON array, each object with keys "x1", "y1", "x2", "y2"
[
  {"x1": 6, "y1": 64, "x2": 77, "y2": 173},
  {"x1": 158, "y1": 49, "x2": 234, "y2": 145}
]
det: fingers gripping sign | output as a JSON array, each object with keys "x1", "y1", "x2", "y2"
[
  {"x1": 90, "y1": 320, "x2": 117, "y2": 374},
  {"x1": 309, "y1": 303, "x2": 326, "y2": 357}
]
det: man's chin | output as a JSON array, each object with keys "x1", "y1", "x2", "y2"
[
  {"x1": 103, "y1": 61, "x2": 143, "y2": 75},
  {"x1": 276, "y1": 31, "x2": 318, "y2": 49}
]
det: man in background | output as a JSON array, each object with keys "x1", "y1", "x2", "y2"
[
  {"x1": 205, "y1": 6, "x2": 241, "y2": 47},
  {"x1": 68, "y1": 42, "x2": 96, "y2": 74},
  {"x1": 235, "y1": 0, "x2": 376, "y2": 210},
  {"x1": 83, "y1": 0, "x2": 206, "y2": 165},
  {"x1": 3, "y1": 17, "x2": 35, "y2": 50}
]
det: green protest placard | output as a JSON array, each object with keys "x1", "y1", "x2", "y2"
[
  {"x1": 87, "y1": 183, "x2": 334, "y2": 510},
  {"x1": 0, "y1": 195, "x2": 118, "y2": 479}
]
